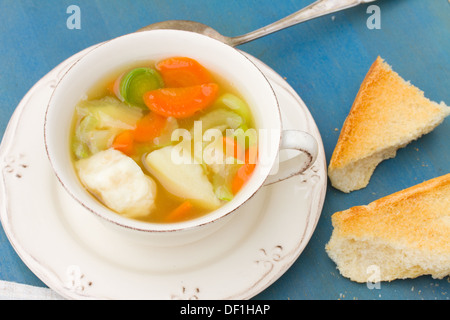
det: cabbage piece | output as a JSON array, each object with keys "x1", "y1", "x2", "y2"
[
  {"x1": 203, "y1": 138, "x2": 243, "y2": 201},
  {"x1": 214, "y1": 93, "x2": 252, "y2": 125},
  {"x1": 76, "y1": 96, "x2": 143, "y2": 130},
  {"x1": 192, "y1": 108, "x2": 243, "y2": 134},
  {"x1": 152, "y1": 116, "x2": 179, "y2": 148},
  {"x1": 211, "y1": 163, "x2": 241, "y2": 201},
  {"x1": 72, "y1": 97, "x2": 144, "y2": 159}
]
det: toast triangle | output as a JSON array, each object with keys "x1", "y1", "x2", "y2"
[{"x1": 328, "y1": 57, "x2": 450, "y2": 193}]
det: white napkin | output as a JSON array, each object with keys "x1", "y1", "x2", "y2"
[{"x1": 0, "y1": 280, "x2": 64, "y2": 300}]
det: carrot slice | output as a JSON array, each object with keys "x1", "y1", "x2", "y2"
[
  {"x1": 133, "y1": 112, "x2": 167, "y2": 143},
  {"x1": 231, "y1": 163, "x2": 255, "y2": 195},
  {"x1": 165, "y1": 201, "x2": 193, "y2": 222},
  {"x1": 112, "y1": 130, "x2": 134, "y2": 155},
  {"x1": 156, "y1": 57, "x2": 213, "y2": 87},
  {"x1": 231, "y1": 147, "x2": 258, "y2": 194},
  {"x1": 231, "y1": 163, "x2": 256, "y2": 195},
  {"x1": 245, "y1": 146, "x2": 258, "y2": 165},
  {"x1": 106, "y1": 81, "x2": 116, "y2": 95},
  {"x1": 143, "y1": 83, "x2": 219, "y2": 118}
]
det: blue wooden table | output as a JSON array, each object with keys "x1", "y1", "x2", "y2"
[{"x1": 0, "y1": 0, "x2": 449, "y2": 300}]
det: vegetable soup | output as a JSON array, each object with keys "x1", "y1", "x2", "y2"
[{"x1": 70, "y1": 57, "x2": 258, "y2": 223}]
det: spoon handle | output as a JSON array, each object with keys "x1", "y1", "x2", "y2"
[{"x1": 228, "y1": 0, "x2": 377, "y2": 47}]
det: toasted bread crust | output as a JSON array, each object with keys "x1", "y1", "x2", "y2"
[
  {"x1": 331, "y1": 173, "x2": 450, "y2": 254},
  {"x1": 326, "y1": 174, "x2": 450, "y2": 282},
  {"x1": 330, "y1": 57, "x2": 448, "y2": 169}
]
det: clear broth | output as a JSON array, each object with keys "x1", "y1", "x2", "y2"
[{"x1": 71, "y1": 59, "x2": 256, "y2": 223}]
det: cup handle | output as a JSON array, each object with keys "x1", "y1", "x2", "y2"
[{"x1": 263, "y1": 130, "x2": 318, "y2": 186}]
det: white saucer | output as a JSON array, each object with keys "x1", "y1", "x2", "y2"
[{"x1": 0, "y1": 47, "x2": 327, "y2": 300}]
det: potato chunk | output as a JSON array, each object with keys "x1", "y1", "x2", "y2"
[
  {"x1": 144, "y1": 146, "x2": 220, "y2": 210},
  {"x1": 75, "y1": 149, "x2": 157, "y2": 218}
]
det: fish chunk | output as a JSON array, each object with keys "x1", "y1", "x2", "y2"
[{"x1": 75, "y1": 148, "x2": 157, "y2": 219}]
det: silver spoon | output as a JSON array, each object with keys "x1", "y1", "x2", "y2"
[{"x1": 138, "y1": 0, "x2": 377, "y2": 47}]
